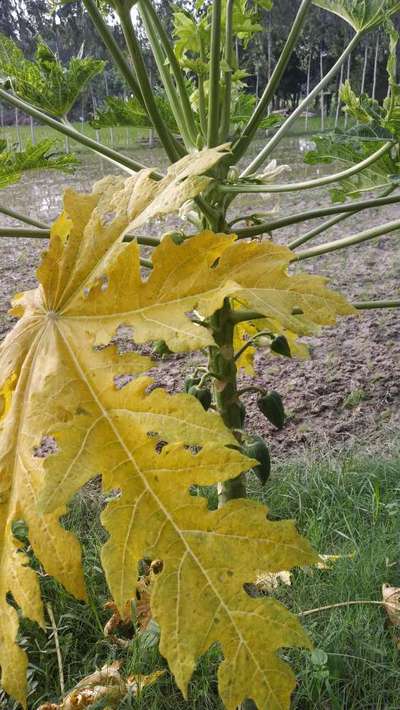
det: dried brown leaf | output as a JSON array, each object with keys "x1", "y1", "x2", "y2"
[{"x1": 382, "y1": 583, "x2": 400, "y2": 626}]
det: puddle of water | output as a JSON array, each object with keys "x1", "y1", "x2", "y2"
[{"x1": 0, "y1": 136, "x2": 321, "y2": 228}]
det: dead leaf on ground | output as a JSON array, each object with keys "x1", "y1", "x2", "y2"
[
  {"x1": 38, "y1": 662, "x2": 164, "y2": 709},
  {"x1": 104, "y1": 599, "x2": 134, "y2": 646},
  {"x1": 382, "y1": 583, "x2": 400, "y2": 626}
]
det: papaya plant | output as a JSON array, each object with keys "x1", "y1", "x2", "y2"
[{"x1": 0, "y1": 1, "x2": 399, "y2": 709}]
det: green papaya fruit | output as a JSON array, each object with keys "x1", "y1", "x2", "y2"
[
  {"x1": 257, "y1": 391, "x2": 285, "y2": 429},
  {"x1": 241, "y1": 434, "x2": 270, "y2": 485},
  {"x1": 270, "y1": 335, "x2": 291, "y2": 358},
  {"x1": 184, "y1": 375, "x2": 201, "y2": 393},
  {"x1": 189, "y1": 385, "x2": 212, "y2": 411}
]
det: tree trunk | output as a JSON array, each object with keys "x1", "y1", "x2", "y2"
[
  {"x1": 335, "y1": 62, "x2": 344, "y2": 128},
  {"x1": 208, "y1": 300, "x2": 247, "y2": 508},
  {"x1": 372, "y1": 32, "x2": 380, "y2": 100},
  {"x1": 104, "y1": 73, "x2": 114, "y2": 148},
  {"x1": 361, "y1": 43, "x2": 368, "y2": 94},
  {"x1": 15, "y1": 107, "x2": 22, "y2": 149},
  {"x1": 344, "y1": 52, "x2": 351, "y2": 129},
  {"x1": 267, "y1": 11, "x2": 272, "y2": 114},
  {"x1": 90, "y1": 89, "x2": 101, "y2": 145},
  {"x1": 305, "y1": 50, "x2": 312, "y2": 132},
  {"x1": 255, "y1": 68, "x2": 260, "y2": 104},
  {"x1": 29, "y1": 116, "x2": 35, "y2": 144},
  {"x1": 320, "y1": 46, "x2": 325, "y2": 132}
]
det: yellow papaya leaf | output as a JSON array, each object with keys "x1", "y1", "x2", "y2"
[
  {"x1": 124, "y1": 143, "x2": 231, "y2": 232},
  {"x1": 0, "y1": 159, "x2": 352, "y2": 706},
  {"x1": 233, "y1": 319, "x2": 257, "y2": 374},
  {"x1": 39, "y1": 394, "x2": 317, "y2": 710},
  {"x1": 210, "y1": 239, "x2": 356, "y2": 333},
  {"x1": 0, "y1": 185, "x2": 234, "y2": 705},
  {"x1": 77, "y1": 232, "x2": 354, "y2": 353},
  {"x1": 0, "y1": 181, "x2": 153, "y2": 705}
]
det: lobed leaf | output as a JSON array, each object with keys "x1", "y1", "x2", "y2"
[
  {"x1": 313, "y1": 0, "x2": 400, "y2": 31},
  {"x1": 0, "y1": 139, "x2": 78, "y2": 190},
  {"x1": 0, "y1": 152, "x2": 354, "y2": 706},
  {"x1": 304, "y1": 131, "x2": 399, "y2": 201},
  {"x1": 91, "y1": 95, "x2": 178, "y2": 131},
  {"x1": 0, "y1": 145, "x2": 232, "y2": 704},
  {"x1": 0, "y1": 35, "x2": 104, "y2": 118}
]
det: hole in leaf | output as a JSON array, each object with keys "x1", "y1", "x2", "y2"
[
  {"x1": 101, "y1": 211, "x2": 116, "y2": 225},
  {"x1": 33, "y1": 436, "x2": 58, "y2": 458}
]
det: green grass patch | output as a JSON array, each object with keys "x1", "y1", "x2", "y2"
[
  {"x1": 0, "y1": 122, "x2": 148, "y2": 153},
  {"x1": 0, "y1": 114, "x2": 347, "y2": 159},
  {"x1": 2, "y1": 445, "x2": 399, "y2": 708}
]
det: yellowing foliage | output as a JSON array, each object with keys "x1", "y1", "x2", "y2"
[{"x1": 0, "y1": 166, "x2": 355, "y2": 708}]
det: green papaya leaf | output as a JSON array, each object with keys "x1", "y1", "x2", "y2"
[
  {"x1": 0, "y1": 35, "x2": 104, "y2": 118},
  {"x1": 91, "y1": 95, "x2": 178, "y2": 131},
  {"x1": 313, "y1": 0, "x2": 400, "y2": 31},
  {"x1": 304, "y1": 131, "x2": 399, "y2": 201},
  {"x1": 340, "y1": 21, "x2": 400, "y2": 139},
  {"x1": 0, "y1": 139, "x2": 78, "y2": 190}
]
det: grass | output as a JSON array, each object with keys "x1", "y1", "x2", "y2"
[
  {"x1": 253, "y1": 445, "x2": 400, "y2": 709},
  {"x1": 0, "y1": 122, "x2": 149, "y2": 153},
  {"x1": 0, "y1": 114, "x2": 347, "y2": 156},
  {"x1": 2, "y1": 442, "x2": 400, "y2": 709}
]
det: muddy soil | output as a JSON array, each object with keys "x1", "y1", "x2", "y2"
[{"x1": 0, "y1": 138, "x2": 399, "y2": 459}]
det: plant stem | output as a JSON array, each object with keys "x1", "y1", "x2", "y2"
[
  {"x1": 288, "y1": 185, "x2": 398, "y2": 249},
  {"x1": 207, "y1": 0, "x2": 222, "y2": 147},
  {"x1": 234, "y1": 331, "x2": 272, "y2": 361},
  {"x1": 220, "y1": 0, "x2": 234, "y2": 141},
  {"x1": 0, "y1": 226, "x2": 161, "y2": 248},
  {"x1": 198, "y1": 74, "x2": 208, "y2": 138},
  {"x1": 0, "y1": 227, "x2": 50, "y2": 239},
  {"x1": 241, "y1": 31, "x2": 362, "y2": 176},
  {"x1": 0, "y1": 205, "x2": 49, "y2": 229},
  {"x1": 237, "y1": 386, "x2": 265, "y2": 396},
  {"x1": 0, "y1": 88, "x2": 160, "y2": 176},
  {"x1": 140, "y1": 257, "x2": 153, "y2": 269},
  {"x1": 225, "y1": 141, "x2": 393, "y2": 193},
  {"x1": 61, "y1": 116, "x2": 131, "y2": 174},
  {"x1": 138, "y1": 0, "x2": 197, "y2": 148},
  {"x1": 354, "y1": 299, "x2": 400, "y2": 310},
  {"x1": 233, "y1": 191, "x2": 400, "y2": 240},
  {"x1": 198, "y1": 36, "x2": 208, "y2": 138},
  {"x1": 231, "y1": 310, "x2": 264, "y2": 324},
  {"x1": 82, "y1": 0, "x2": 145, "y2": 107},
  {"x1": 289, "y1": 212, "x2": 362, "y2": 249},
  {"x1": 299, "y1": 599, "x2": 399, "y2": 618},
  {"x1": 295, "y1": 218, "x2": 400, "y2": 260},
  {"x1": 208, "y1": 299, "x2": 247, "y2": 506},
  {"x1": 46, "y1": 603, "x2": 65, "y2": 696},
  {"x1": 233, "y1": 0, "x2": 312, "y2": 162},
  {"x1": 116, "y1": 1, "x2": 182, "y2": 163}
]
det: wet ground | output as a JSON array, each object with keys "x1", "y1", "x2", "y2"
[{"x1": 0, "y1": 136, "x2": 399, "y2": 459}]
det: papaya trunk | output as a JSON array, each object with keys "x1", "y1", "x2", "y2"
[
  {"x1": 208, "y1": 298, "x2": 247, "y2": 505},
  {"x1": 208, "y1": 299, "x2": 256, "y2": 710}
]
